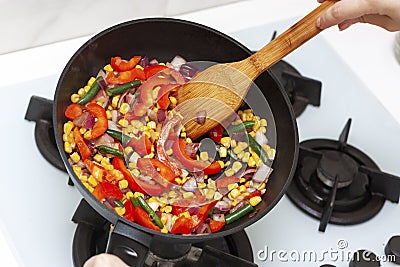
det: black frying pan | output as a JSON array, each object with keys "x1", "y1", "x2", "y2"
[{"x1": 53, "y1": 18, "x2": 298, "y2": 265}]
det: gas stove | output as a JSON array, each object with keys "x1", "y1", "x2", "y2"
[{"x1": 1, "y1": 16, "x2": 400, "y2": 267}]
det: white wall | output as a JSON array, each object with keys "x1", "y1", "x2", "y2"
[{"x1": 0, "y1": 0, "x2": 244, "y2": 54}]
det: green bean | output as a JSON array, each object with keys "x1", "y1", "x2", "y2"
[
  {"x1": 114, "y1": 199, "x2": 124, "y2": 208},
  {"x1": 225, "y1": 203, "x2": 254, "y2": 224},
  {"x1": 223, "y1": 121, "x2": 255, "y2": 136},
  {"x1": 77, "y1": 77, "x2": 102, "y2": 104},
  {"x1": 136, "y1": 196, "x2": 164, "y2": 229},
  {"x1": 106, "y1": 129, "x2": 131, "y2": 143},
  {"x1": 247, "y1": 134, "x2": 272, "y2": 166},
  {"x1": 95, "y1": 145, "x2": 124, "y2": 158},
  {"x1": 105, "y1": 80, "x2": 141, "y2": 96},
  {"x1": 227, "y1": 149, "x2": 238, "y2": 160},
  {"x1": 130, "y1": 197, "x2": 139, "y2": 207}
]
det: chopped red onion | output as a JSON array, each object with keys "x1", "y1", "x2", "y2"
[
  {"x1": 149, "y1": 59, "x2": 159, "y2": 65},
  {"x1": 179, "y1": 63, "x2": 199, "y2": 81},
  {"x1": 129, "y1": 152, "x2": 140, "y2": 164},
  {"x1": 107, "y1": 120, "x2": 119, "y2": 131},
  {"x1": 252, "y1": 164, "x2": 273, "y2": 183},
  {"x1": 94, "y1": 133, "x2": 115, "y2": 147},
  {"x1": 193, "y1": 171, "x2": 204, "y2": 183},
  {"x1": 241, "y1": 167, "x2": 257, "y2": 180},
  {"x1": 195, "y1": 221, "x2": 211, "y2": 234},
  {"x1": 229, "y1": 201, "x2": 245, "y2": 214},
  {"x1": 105, "y1": 196, "x2": 116, "y2": 208},
  {"x1": 117, "y1": 90, "x2": 130, "y2": 109},
  {"x1": 97, "y1": 77, "x2": 108, "y2": 91},
  {"x1": 195, "y1": 110, "x2": 206, "y2": 125},
  {"x1": 170, "y1": 55, "x2": 187, "y2": 70},
  {"x1": 255, "y1": 130, "x2": 268, "y2": 146},
  {"x1": 84, "y1": 139, "x2": 95, "y2": 152},
  {"x1": 110, "y1": 110, "x2": 118, "y2": 123},
  {"x1": 214, "y1": 200, "x2": 231, "y2": 214},
  {"x1": 185, "y1": 143, "x2": 200, "y2": 159},
  {"x1": 96, "y1": 69, "x2": 107, "y2": 79},
  {"x1": 126, "y1": 93, "x2": 136, "y2": 106},
  {"x1": 73, "y1": 112, "x2": 95, "y2": 129},
  {"x1": 212, "y1": 214, "x2": 225, "y2": 222},
  {"x1": 182, "y1": 177, "x2": 197, "y2": 192},
  {"x1": 157, "y1": 109, "x2": 167, "y2": 122},
  {"x1": 148, "y1": 109, "x2": 158, "y2": 123},
  {"x1": 140, "y1": 56, "x2": 149, "y2": 68},
  {"x1": 188, "y1": 206, "x2": 200, "y2": 216}
]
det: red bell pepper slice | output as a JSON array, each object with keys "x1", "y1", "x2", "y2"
[
  {"x1": 134, "y1": 206, "x2": 161, "y2": 232},
  {"x1": 126, "y1": 135, "x2": 152, "y2": 157},
  {"x1": 112, "y1": 157, "x2": 164, "y2": 196},
  {"x1": 123, "y1": 198, "x2": 135, "y2": 222},
  {"x1": 156, "y1": 115, "x2": 183, "y2": 177},
  {"x1": 106, "y1": 68, "x2": 146, "y2": 85},
  {"x1": 92, "y1": 181, "x2": 123, "y2": 201},
  {"x1": 65, "y1": 103, "x2": 83, "y2": 120},
  {"x1": 157, "y1": 84, "x2": 180, "y2": 110},
  {"x1": 170, "y1": 200, "x2": 217, "y2": 234},
  {"x1": 144, "y1": 65, "x2": 168, "y2": 79},
  {"x1": 245, "y1": 190, "x2": 263, "y2": 199},
  {"x1": 209, "y1": 219, "x2": 225, "y2": 233},
  {"x1": 86, "y1": 103, "x2": 108, "y2": 139},
  {"x1": 137, "y1": 158, "x2": 177, "y2": 188},
  {"x1": 111, "y1": 56, "x2": 141, "y2": 72},
  {"x1": 73, "y1": 127, "x2": 91, "y2": 160},
  {"x1": 84, "y1": 159, "x2": 115, "y2": 182},
  {"x1": 209, "y1": 124, "x2": 224, "y2": 143},
  {"x1": 215, "y1": 176, "x2": 240, "y2": 189},
  {"x1": 172, "y1": 138, "x2": 222, "y2": 175}
]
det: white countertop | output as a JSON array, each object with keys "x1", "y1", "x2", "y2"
[{"x1": 0, "y1": 0, "x2": 399, "y2": 266}]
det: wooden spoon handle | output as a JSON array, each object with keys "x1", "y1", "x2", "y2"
[{"x1": 234, "y1": 0, "x2": 338, "y2": 80}]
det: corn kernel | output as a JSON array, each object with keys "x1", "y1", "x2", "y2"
[
  {"x1": 163, "y1": 205, "x2": 172, "y2": 213},
  {"x1": 242, "y1": 152, "x2": 250, "y2": 163},
  {"x1": 126, "y1": 191, "x2": 134, "y2": 199},
  {"x1": 217, "y1": 160, "x2": 224, "y2": 168},
  {"x1": 133, "y1": 192, "x2": 144, "y2": 199},
  {"x1": 104, "y1": 64, "x2": 113, "y2": 72},
  {"x1": 82, "y1": 182, "x2": 94, "y2": 193},
  {"x1": 64, "y1": 142, "x2": 72, "y2": 153},
  {"x1": 87, "y1": 77, "x2": 96, "y2": 86},
  {"x1": 115, "y1": 207, "x2": 126, "y2": 216},
  {"x1": 231, "y1": 201, "x2": 238, "y2": 207},
  {"x1": 169, "y1": 96, "x2": 177, "y2": 105},
  {"x1": 88, "y1": 176, "x2": 98, "y2": 187},
  {"x1": 267, "y1": 148, "x2": 276, "y2": 160},
  {"x1": 112, "y1": 95, "x2": 120, "y2": 108},
  {"x1": 77, "y1": 88, "x2": 86, "y2": 97},
  {"x1": 228, "y1": 188, "x2": 240, "y2": 200},
  {"x1": 224, "y1": 168, "x2": 234, "y2": 177},
  {"x1": 143, "y1": 152, "x2": 154, "y2": 158},
  {"x1": 248, "y1": 157, "x2": 256, "y2": 167},
  {"x1": 256, "y1": 158, "x2": 263, "y2": 167},
  {"x1": 197, "y1": 182, "x2": 207, "y2": 189},
  {"x1": 239, "y1": 178, "x2": 246, "y2": 183},
  {"x1": 239, "y1": 185, "x2": 247, "y2": 193},
  {"x1": 119, "y1": 179, "x2": 129, "y2": 190},
  {"x1": 118, "y1": 119, "x2": 129, "y2": 128},
  {"x1": 220, "y1": 137, "x2": 231, "y2": 148},
  {"x1": 70, "y1": 152, "x2": 81, "y2": 163},
  {"x1": 181, "y1": 176, "x2": 188, "y2": 185},
  {"x1": 207, "y1": 180, "x2": 216, "y2": 190},
  {"x1": 245, "y1": 181, "x2": 251, "y2": 187},
  {"x1": 260, "y1": 119, "x2": 267, "y2": 127},
  {"x1": 80, "y1": 175, "x2": 88, "y2": 182},
  {"x1": 73, "y1": 165, "x2": 82, "y2": 176},
  {"x1": 161, "y1": 226, "x2": 168, "y2": 233},
  {"x1": 233, "y1": 142, "x2": 247, "y2": 154},
  {"x1": 92, "y1": 154, "x2": 102, "y2": 163},
  {"x1": 175, "y1": 177, "x2": 183, "y2": 185},
  {"x1": 230, "y1": 139, "x2": 237, "y2": 148},
  {"x1": 147, "y1": 121, "x2": 156, "y2": 130},
  {"x1": 260, "y1": 126, "x2": 267, "y2": 134},
  {"x1": 204, "y1": 189, "x2": 215, "y2": 200},
  {"x1": 105, "y1": 110, "x2": 112, "y2": 120},
  {"x1": 70, "y1": 94, "x2": 80, "y2": 103},
  {"x1": 232, "y1": 161, "x2": 243, "y2": 173},
  {"x1": 83, "y1": 130, "x2": 92, "y2": 140},
  {"x1": 158, "y1": 197, "x2": 168, "y2": 207},
  {"x1": 183, "y1": 192, "x2": 194, "y2": 199},
  {"x1": 219, "y1": 146, "x2": 227, "y2": 158},
  {"x1": 180, "y1": 132, "x2": 187, "y2": 138},
  {"x1": 237, "y1": 151, "x2": 244, "y2": 160},
  {"x1": 252, "y1": 120, "x2": 260, "y2": 131},
  {"x1": 214, "y1": 191, "x2": 223, "y2": 200},
  {"x1": 186, "y1": 138, "x2": 192, "y2": 144},
  {"x1": 63, "y1": 122, "x2": 74, "y2": 134},
  {"x1": 249, "y1": 131, "x2": 256, "y2": 137},
  {"x1": 257, "y1": 183, "x2": 266, "y2": 191},
  {"x1": 78, "y1": 128, "x2": 87, "y2": 135},
  {"x1": 200, "y1": 151, "x2": 209, "y2": 161},
  {"x1": 119, "y1": 103, "x2": 130, "y2": 115},
  {"x1": 63, "y1": 133, "x2": 69, "y2": 142},
  {"x1": 228, "y1": 183, "x2": 239, "y2": 191},
  {"x1": 165, "y1": 148, "x2": 173, "y2": 156},
  {"x1": 131, "y1": 168, "x2": 140, "y2": 177},
  {"x1": 161, "y1": 215, "x2": 168, "y2": 225},
  {"x1": 180, "y1": 211, "x2": 191, "y2": 218},
  {"x1": 249, "y1": 196, "x2": 262, "y2": 206}
]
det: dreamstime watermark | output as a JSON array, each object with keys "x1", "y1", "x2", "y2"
[{"x1": 257, "y1": 239, "x2": 396, "y2": 263}]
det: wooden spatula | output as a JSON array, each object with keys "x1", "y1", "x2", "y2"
[{"x1": 175, "y1": 0, "x2": 337, "y2": 140}]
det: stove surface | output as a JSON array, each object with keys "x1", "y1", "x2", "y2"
[{"x1": 0, "y1": 18, "x2": 399, "y2": 267}]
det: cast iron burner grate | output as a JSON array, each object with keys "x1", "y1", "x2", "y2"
[
  {"x1": 269, "y1": 60, "x2": 322, "y2": 117},
  {"x1": 286, "y1": 119, "x2": 400, "y2": 232},
  {"x1": 72, "y1": 199, "x2": 256, "y2": 267}
]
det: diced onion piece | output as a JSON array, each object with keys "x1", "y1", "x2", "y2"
[
  {"x1": 255, "y1": 130, "x2": 268, "y2": 146},
  {"x1": 195, "y1": 110, "x2": 206, "y2": 125},
  {"x1": 252, "y1": 164, "x2": 273, "y2": 183}
]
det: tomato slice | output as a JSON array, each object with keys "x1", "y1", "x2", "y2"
[
  {"x1": 73, "y1": 127, "x2": 91, "y2": 160},
  {"x1": 65, "y1": 103, "x2": 83, "y2": 120},
  {"x1": 209, "y1": 219, "x2": 225, "y2": 233},
  {"x1": 92, "y1": 181, "x2": 123, "y2": 201},
  {"x1": 137, "y1": 158, "x2": 177, "y2": 188},
  {"x1": 209, "y1": 124, "x2": 223, "y2": 143},
  {"x1": 86, "y1": 103, "x2": 108, "y2": 139},
  {"x1": 111, "y1": 56, "x2": 141, "y2": 72}
]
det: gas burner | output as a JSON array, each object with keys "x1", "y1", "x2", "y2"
[
  {"x1": 72, "y1": 200, "x2": 256, "y2": 267},
  {"x1": 269, "y1": 60, "x2": 322, "y2": 117},
  {"x1": 286, "y1": 119, "x2": 400, "y2": 232}
]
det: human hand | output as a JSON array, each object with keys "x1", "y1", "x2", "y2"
[
  {"x1": 316, "y1": 0, "x2": 400, "y2": 31},
  {"x1": 83, "y1": 253, "x2": 129, "y2": 267}
]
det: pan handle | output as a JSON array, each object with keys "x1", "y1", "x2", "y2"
[{"x1": 106, "y1": 220, "x2": 152, "y2": 267}]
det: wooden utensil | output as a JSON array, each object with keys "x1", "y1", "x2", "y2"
[{"x1": 175, "y1": 0, "x2": 337, "y2": 140}]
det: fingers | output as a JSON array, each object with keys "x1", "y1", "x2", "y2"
[
  {"x1": 317, "y1": 0, "x2": 373, "y2": 29},
  {"x1": 363, "y1": 14, "x2": 399, "y2": 32},
  {"x1": 83, "y1": 254, "x2": 129, "y2": 267}
]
